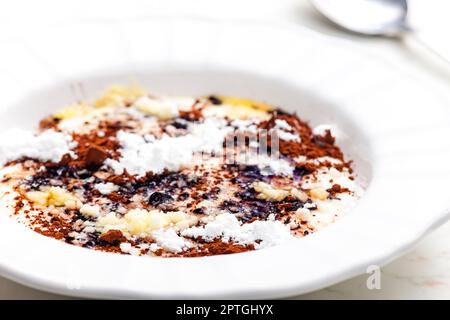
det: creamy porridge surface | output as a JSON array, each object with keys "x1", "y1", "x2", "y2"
[{"x1": 0, "y1": 85, "x2": 362, "y2": 257}]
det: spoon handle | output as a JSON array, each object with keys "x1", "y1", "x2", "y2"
[{"x1": 404, "y1": 29, "x2": 450, "y2": 65}]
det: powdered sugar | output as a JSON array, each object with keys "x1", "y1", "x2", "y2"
[
  {"x1": 274, "y1": 119, "x2": 292, "y2": 131},
  {"x1": 181, "y1": 212, "x2": 293, "y2": 249},
  {"x1": 0, "y1": 129, "x2": 75, "y2": 165},
  {"x1": 94, "y1": 182, "x2": 119, "y2": 195},
  {"x1": 236, "y1": 153, "x2": 294, "y2": 176},
  {"x1": 152, "y1": 228, "x2": 193, "y2": 253},
  {"x1": 313, "y1": 124, "x2": 342, "y2": 140},
  {"x1": 106, "y1": 119, "x2": 233, "y2": 176},
  {"x1": 271, "y1": 119, "x2": 300, "y2": 142},
  {"x1": 276, "y1": 130, "x2": 300, "y2": 141},
  {"x1": 230, "y1": 119, "x2": 259, "y2": 134}
]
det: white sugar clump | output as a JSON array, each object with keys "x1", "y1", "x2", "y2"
[
  {"x1": 271, "y1": 119, "x2": 300, "y2": 142},
  {"x1": 106, "y1": 119, "x2": 232, "y2": 176},
  {"x1": 94, "y1": 182, "x2": 119, "y2": 195},
  {"x1": 274, "y1": 119, "x2": 292, "y2": 130},
  {"x1": 312, "y1": 124, "x2": 342, "y2": 140},
  {"x1": 152, "y1": 228, "x2": 193, "y2": 253},
  {"x1": 0, "y1": 129, "x2": 75, "y2": 166},
  {"x1": 236, "y1": 153, "x2": 294, "y2": 176},
  {"x1": 181, "y1": 212, "x2": 293, "y2": 249},
  {"x1": 230, "y1": 119, "x2": 259, "y2": 134}
]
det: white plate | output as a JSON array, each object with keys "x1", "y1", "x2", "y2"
[{"x1": 0, "y1": 17, "x2": 449, "y2": 299}]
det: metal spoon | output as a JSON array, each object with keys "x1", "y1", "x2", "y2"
[{"x1": 309, "y1": 0, "x2": 450, "y2": 63}]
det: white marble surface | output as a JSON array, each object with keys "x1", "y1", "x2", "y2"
[{"x1": 0, "y1": 0, "x2": 449, "y2": 299}]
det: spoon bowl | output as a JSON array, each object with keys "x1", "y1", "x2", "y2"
[
  {"x1": 309, "y1": 0, "x2": 450, "y2": 64},
  {"x1": 310, "y1": 0, "x2": 409, "y2": 36}
]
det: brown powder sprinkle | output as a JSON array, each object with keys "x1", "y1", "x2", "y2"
[
  {"x1": 98, "y1": 230, "x2": 126, "y2": 245},
  {"x1": 39, "y1": 116, "x2": 60, "y2": 130},
  {"x1": 327, "y1": 183, "x2": 351, "y2": 196},
  {"x1": 259, "y1": 113, "x2": 345, "y2": 162},
  {"x1": 84, "y1": 146, "x2": 108, "y2": 169},
  {"x1": 175, "y1": 241, "x2": 255, "y2": 257}
]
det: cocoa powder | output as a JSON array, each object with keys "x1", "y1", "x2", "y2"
[
  {"x1": 98, "y1": 230, "x2": 126, "y2": 245},
  {"x1": 259, "y1": 113, "x2": 344, "y2": 161},
  {"x1": 177, "y1": 241, "x2": 255, "y2": 257}
]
